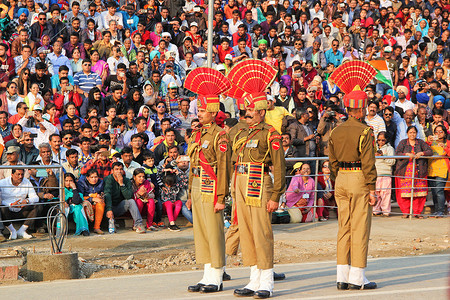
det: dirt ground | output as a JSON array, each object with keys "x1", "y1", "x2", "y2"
[{"x1": 0, "y1": 216, "x2": 449, "y2": 284}]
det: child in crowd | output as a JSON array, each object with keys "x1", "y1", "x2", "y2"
[
  {"x1": 174, "y1": 155, "x2": 192, "y2": 224},
  {"x1": 64, "y1": 173, "x2": 89, "y2": 236},
  {"x1": 132, "y1": 168, "x2": 157, "y2": 231},
  {"x1": 161, "y1": 171, "x2": 183, "y2": 232},
  {"x1": 142, "y1": 153, "x2": 164, "y2": 227}
]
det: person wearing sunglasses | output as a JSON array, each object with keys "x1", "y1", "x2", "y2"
[
  {"x1": 382, "y1": 106, "x2": 397, "y2": 147},
  {"x1": 374, "y1": 131, "x2": 395, "y2": 217}
]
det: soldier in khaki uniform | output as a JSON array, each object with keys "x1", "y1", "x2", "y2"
[
  {"x1": 185, "y1": 68, "x2": 231, "y2": 294},
  {"x1": 224, "y1": 99, "x2": 286, "y2": 283},
  {"x1": 328, "y1": 90, "x2": 378, "y2": 290},
  {"x1": 230, "y1": 94, "x2": 286, "y2": 299}
]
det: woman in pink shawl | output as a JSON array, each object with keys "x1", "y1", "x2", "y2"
[
  {"x1": 90, "y1": 49, "x2": 109, "y2": 84},
  {"x1": 138, "y1": 105, "x2": 155, "y2": 132},
  {"x1": 285, "y1": 162, "x2": 315, "y2": 223},
  {"x1": 149, "y1": 23, "x2": 163, "y2": 47}
]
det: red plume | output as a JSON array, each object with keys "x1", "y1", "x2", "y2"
[
  {"x1": 329, "y1": 60, "x2": 377, "y2": 94},
  {"x1": 228, "y1": 59, "x2": 277, "y2": 94},
  {"x1": 184, "y1": 67, "x2": 231, "y2": 96}
]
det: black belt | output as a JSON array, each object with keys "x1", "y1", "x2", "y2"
[
  {"x1": 235, "y1": 164, "x2": 270, "y2": 174},
  {"x1": 338, "y1": 161, "x2": 361, "y2": 168}
]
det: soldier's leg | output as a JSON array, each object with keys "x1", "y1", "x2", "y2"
[
  {"x1": 348, "y1": 172, "x2": 371, "y2": 269},
  {"x1": 253, "y1": 175, "x2": 275, "y2": 294},
  {"x1": 348, "y1": 172, "x2": 372, "y2": 287},
  {"x1": 235, "y1": 174, "x2": 258, "y2": 267},
  {"x1": 191, "y1": 177, "x2": 210, "y2": 285},
  {"x1": 334, "y1": 173, "x2": 351, "y2": 263},
  {"x1": 226, "y1": 173, "x2": 240, "y2": 256},
  {"x1": 225, "y1": 224, "x2": 240, "y2": 256}
]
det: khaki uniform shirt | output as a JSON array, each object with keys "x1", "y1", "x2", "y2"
[
  {"x1": 328, "y1": 116, "x2": 377, "y2": 190},
  {"x1": 230, "y1": 122, "x2": 286, "y2": 203},
  {"x1": 187, "y1": 123, "x2": 231, "y2": 205}
]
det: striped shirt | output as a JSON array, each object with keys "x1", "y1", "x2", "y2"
[{"x1": 73, "y1": 72, "x2": 102, "y2": 93}]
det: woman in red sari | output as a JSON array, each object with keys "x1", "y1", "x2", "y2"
[{"x1": 394, "y1": 126, "x2": 433, "y2": 218}]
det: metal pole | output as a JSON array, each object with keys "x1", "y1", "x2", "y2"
[
  {"x1": 206, "y1": 0, "x2": 214, "y2": 67},
  {"x1": 313, "y1": 159, "x2": 319, "y2": 223},
  {"x1": 409, "y1": 158, "x2": 415, "y2": 220},
  {"x1": 59, "y1": 166, "x2": 65, "y2": 213}
]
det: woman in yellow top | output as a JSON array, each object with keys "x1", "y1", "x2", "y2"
[{"x1": 427, "y1": 125, "x2": 450, "y2": 217}]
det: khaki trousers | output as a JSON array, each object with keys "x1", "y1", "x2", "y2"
[
  {"x1": 225, "y1": 172, "x2": 241, "y2": 256},
  {"x1": 335, "y1": 170, "x2": 372, "y2": 268},
  {"x1": 233, "y1": 172, "x2": 274, "y2": 269},
  {"x1": 191, "y1": 177, "x2": 225, "y2": 268}
]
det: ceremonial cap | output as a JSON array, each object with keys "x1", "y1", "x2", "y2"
[{"x1": 184, "y1": 67, "x2": 231, "y2": 113}]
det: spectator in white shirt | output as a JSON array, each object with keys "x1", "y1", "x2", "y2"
[
  {"x1": 18, "y1": 106, "x2": 58, "y2": 148},
  {"x1": 0, "y1": 169, "x2": 40, "y2": 240},
  {"x1": 365, "y1": 100, "x2": 387, "y2": 139},
  {"x1": 227, "y1": 9, "x2": 243, "y2": 34},
  {"x1": 394, "y1": 85, "x2": 414, "y2": 113},
  {"x1": 101, "y1": 2, "x2": 124, "y2": 30},
  {"x1": 107, "y1": 46, "x2": 130, "y2": 75},
  {"x1": 119, "y1": 146, "x2": 141, "y2": 179}
]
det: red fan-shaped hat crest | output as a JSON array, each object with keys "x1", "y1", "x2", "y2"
[
  {"x1": 228, "y1": 59, "x2": 277, "y2": 94},
  {"x1": 184, "y1": 67, "x2": 231, "y2": 96},
  {"x1": 329, "y1": 60, "x2": 377, "y2": 94}
]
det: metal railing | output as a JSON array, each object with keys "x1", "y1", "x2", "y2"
[
  {"x1": 0, "y1": 164, "x2": 65, "y2": 228},
  {"x1": 285, "y1": 155, "x2": 450, "y2": 222}
]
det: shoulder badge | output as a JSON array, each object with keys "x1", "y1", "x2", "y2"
[
  {"x1": 219, "y1": 144, "x2": 227, "y2": 152},
  {"x1": 272, "y1": 141, "x2": 280, "y2": 150},
  {"x1": 269, "y1": 126, "x2": 276, "y2": 133}
]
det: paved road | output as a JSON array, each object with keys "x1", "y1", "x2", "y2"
[{"x1": 1, "y1": 254, "x2": 448, "y2": 299}]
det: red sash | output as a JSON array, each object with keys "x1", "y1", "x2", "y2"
[{"x1": 195, "y1": 130, "x2": 218, "y2": 205}]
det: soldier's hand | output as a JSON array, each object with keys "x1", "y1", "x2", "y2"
[
  {"x1": 214, "y1": 202, "x2": 225, "y2": 213},
  {"x1": 369, "y1": 192, "x2": 377, "y2": 206},
  {"x1": 186, "y1": 198, "x2": 192, "y2": 210},
  {"x1": 267, "y1": 200, "x2": 279, "y2": 212}
]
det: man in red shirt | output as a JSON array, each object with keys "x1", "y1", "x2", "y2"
[
  {"x1": 232, "y1": 24, "x2": 252, "y2": 48},
  {"x1": 216, "y1": 37, "x2": 235, "y2": 63},
  {"x1": 132, "y1": 21, "x2": 151, "y2": 45}
]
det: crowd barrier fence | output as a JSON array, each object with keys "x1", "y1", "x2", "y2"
[
  {"x1": 0, "y1": 164, "x2": 65, "y2": 227},
  {"x1": 285, "y1": 155, "x2": 450, "y2": 221}
]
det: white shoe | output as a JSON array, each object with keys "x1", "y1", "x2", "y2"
[{"x1": 18, "y1": 231, "x2": 33, "y2": 239}]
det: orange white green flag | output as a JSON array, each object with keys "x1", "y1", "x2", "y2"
[{"x1": 368, "y1": 60, "x2": 393, "y2": 87}]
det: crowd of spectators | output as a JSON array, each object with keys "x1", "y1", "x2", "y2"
[{"x1": 0, "y1": 0, "x2": 449, "y2": 240}]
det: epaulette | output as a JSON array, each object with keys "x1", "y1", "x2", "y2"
[
  {"x1": 268, "y1": 126, "x2": 276, "y2": 133},
  {"x1": 219, "y1": 131, "x2": 226, "y2": 136}
]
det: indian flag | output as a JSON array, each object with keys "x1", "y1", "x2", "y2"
[{"x1": 369, "y1": 60, "x2": 393, "y2": 87}]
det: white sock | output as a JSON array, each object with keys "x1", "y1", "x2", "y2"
[
  {"x1": 17, "y1": 225, "x2": 28, "y2": 235},
  {"x1": 348, "y1": 266, "x2": 369, "y2": 286},
  {"x1": 7, "y1": 224, "x2": 17, "y2": 239},
  {"x1": 336, "y1": 264, "x2": 350, "y2": 283},
  {"x1": 244, "y1": 265, "x2": 261, "y2": 291},
  {"x1": 259, "y1": 269, "x2": 274, "y2": 293},
  {"x1": 199, "y1": 263, "x2": 211, "y2": 285},
  {"x1": 209, "y1": 267, "x2": 223, "y2": 286}
]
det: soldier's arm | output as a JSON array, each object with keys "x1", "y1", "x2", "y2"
[
  {"x1": 216, "y1": 131, "x2": 231, "y2": 205},
  {"x1": 360, "y1": 128, "x2": 377, "y2": 191},
  {"x1": 328, "y1": 134, "x2": 339, "y2": 182},
  {"x1": 268, "y1": 131, "x2": 286, "y2": 203}
]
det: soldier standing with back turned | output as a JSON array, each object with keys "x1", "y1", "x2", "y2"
[{"x1": 328, "y1": 64, "x2": 379, "y2": 290}]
